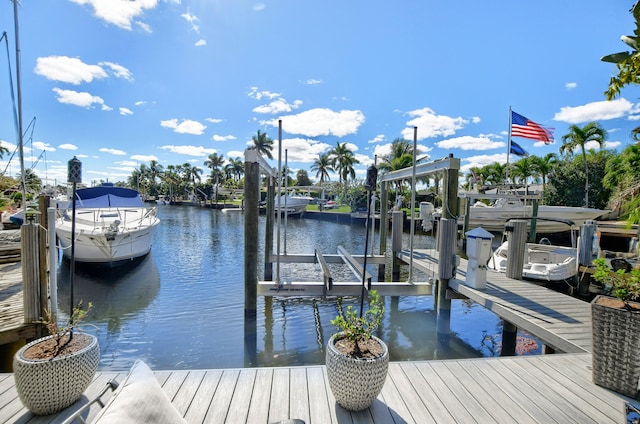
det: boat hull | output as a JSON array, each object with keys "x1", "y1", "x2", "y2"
[
  {"x1": 57, "y1": 223, "x2": 156, "y2": 264},
  {"x1": 488, "y1": 241, "x2": 577, "y2": 282}
]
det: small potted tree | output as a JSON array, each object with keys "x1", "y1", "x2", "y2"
[
  {"x1": 326, "y1": 290, "x2": 388, "y2": 411},
  {"x1": 590, "y1": 258, "x2": 640, "y2": 399},
  {"x1": 13, "y1": 302, "x2": 100, "y2": 415}
]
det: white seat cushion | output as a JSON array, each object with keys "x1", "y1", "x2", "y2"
[{"x1": 92, "y1": 360, "x2": 188, "y2": 424}]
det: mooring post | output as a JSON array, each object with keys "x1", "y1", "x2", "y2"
[
  {"x1": 501, "y1": 321, "x2": 518, "y2": 356},
  {"x1": 505, "y1": 220, "x2": 527, "y2": 280},
  {"x1": 244, "y1": 149, "x2": 260, "y2": 318},
  {"x1": 578, "y1": 220, "x2": 598, "y2": 296},
  {"x1": 37, "y1": 196, "x2": 49, "y2": 324},
  {"x1": 391, "y1": 210, "x2": 403, "y2": 280},
  {"x1": 264, "y1": 176, "x2": 275, "y2": 281},
  {"x1": 435, "y1": 157, "x2": 459, "y2": 343},
  {"x1": 21, "y1": 221, "x2": 40, "y2": 328},
  {"x1": 378, "y1": 181, "x2": 389, "y2": 281}
]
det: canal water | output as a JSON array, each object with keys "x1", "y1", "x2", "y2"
[{"x1": 55, "y1": 205, "x2": 541, "y2": 371}]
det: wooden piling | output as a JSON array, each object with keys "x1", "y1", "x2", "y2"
[
  {"x1": 435, "y1": 159, "x2": 459, "y2": 342},
  {"x1": 578, "y1": 220, "x2": 597, "y2": 296},
  {"x1": 391, "y1": 210, "x2": 403, "y2": 280},
  {"x1": 501, "y1": 321, "x2": 517, "y2": 356},
  {"x1": 264, "y1": 177, "x2": 275, "y2": 281},
  {"x1": 505, "y1": 220, "x2": 527, "y2": 280},
  {"x1": 244, "y1": 149, "x2": 260, "y2": 318},
  {"x1": 378, "y1": 181, "x2": 388, "y2": 280},
  {"x1": 21, "y1": 223, "x2": 40, "y2": 326}
]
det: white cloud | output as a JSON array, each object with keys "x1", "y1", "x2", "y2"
[
  {"x1": 306, "y1": 79, "x2": 322, "y2": 85},
  {"x1": 566, "y1": 82, "x2": 577, "y2": 90},
  {"x1": 253, "y1": 3, "x2": 266, "y2": 11},
  {"x1": 160, "y1": 118, "x2": 207, "y2": 135},
  {"x1": 195, "y1": 39, "x2": 207, "y2": 47},
  {"x1": 253, "y1": 98, "x2": 303, "y2": 114},
  {"x1": 35, "y1": 56, "x2": 108, "y2": 84},
  {"x1": 212, "y1": 134, "x2": 237, "y2": 142},
  {"x1": 69, "y1": 0, "x2": 158, "y2": 31},
  {"x1": 226, "y1": 151, "x2": 245, "y2": 159},
  {"x1": 119, "y1": 107, "x2": 133, "y2": 115},
  {"x1": 461, "y1": 153, "x2": 508, "y2": 172},
  {"x1": 373, "y1": 142, "x2": 432, "y2": 159},
  {"x1": 160, "y1": 145, "x2": 216, "y2": 156},
  {"x1": 99, "y1": 148, "x2": 127, "y2": 155},
  {"x1": 59, "y1": 144, "x2": 78, "y2": 150},
  {"x1": 263, "y1": 108, "x2": 365, "y2": 137},
  {"x1": 272, "y1": 138, "x2": 333, "y2": 163},
  {"x1": 52, "y1": 88, "x2": 107, "y2": 109},
  {"x1": 248, "y1": 87, "x2": 281, "y2": 100},
  {"x1": 32, "y1": 141, "x2": 56, "y2": 152},
  {"x1": 436, "y1": 135, "x2": 504, "y2": 151},
  {"x1": 100, "y1": 62, "x2": 134, "y2": 81},
  {"x1": 136, "y1": 21, "x2": 152, "y2": 33},
  {"x1": 368, "y1": 134, "x2": 385, "y2": 144},
  {"x1": 401, "y1": 107, "x2": 469, "y2": 140},
  {"x1": 130, "y1": 154, "x2": 159, "y2": 162},
  {"x1": 181, "y1": 10, "x2": 200, "y2": 33},
  {"x1": 206, "y1": 118, "x2": 223, "y2": 123},
  {"x1": 554, "y1": 98, "x2": 633, "y2": 124}
]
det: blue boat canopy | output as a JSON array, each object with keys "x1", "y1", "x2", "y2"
[{"x1": 73, "y1": 185, "x2": 145, "y2": 208}]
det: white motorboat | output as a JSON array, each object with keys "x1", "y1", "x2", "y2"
[
  {"x1": 466, "y1": 197, "x2": 607, "y2": 233},
  {"x1": 488, "y1": 238, "x2": 578, "y2": 282},
  {"x1": 275, "y1": 193, "x2": 312, "y2": 216},
  {"x1": 56, "y1": 183, "x2": 160, "y2": 264}
]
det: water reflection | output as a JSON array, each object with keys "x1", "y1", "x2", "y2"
[{"x1": 57, "y1": 255, "x2": 160, "y2": 334}]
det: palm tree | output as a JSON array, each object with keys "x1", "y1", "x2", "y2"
[
  {"x1": 227, "y1": 157, "x2": 244, "y2": 182},
  {"x1": 530, "y1": 153, "x2": 558, "y2": 200},
  {"x1": 378, "y1": 138, "x2": 414, "y2": 195},
  {"x1": 560, "y1": 122, "x2": 607, "y2": 207},
  {"x1": 329, "y1": 142, "x2": 359, "y2": 183},
  {"x1": 311, "y1": 153, "x2": 333, "y2": 185},
  {"x1": 251, "y1": 130, "x2": 274, "y2": 159},
  {"x1": 509, "y1": 157, "x2": 537, "y2": 195},
  {"x1": 204, "y1": 153, "x2": 225, "y2": 186}
]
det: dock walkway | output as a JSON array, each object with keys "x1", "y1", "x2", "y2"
[
  {"x1": 398, "y1": 249, "x2": 592, "y2": 353},
  {"x1": 1, "y1": 353, "x2": 635, "y2": 423}
]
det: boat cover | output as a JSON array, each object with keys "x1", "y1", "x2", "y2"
[{"x1": 72, "y1": 186, "x2": 145, "y2": 208}]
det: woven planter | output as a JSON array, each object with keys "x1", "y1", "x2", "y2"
[
  {"x1": 13, "y1": 333, "x2": 100, "y2": 415},
  {"x1": 591, "y1": 295, "x2": 640, "y2": 399},
  {"x1": 326, "y1": 333, "x2": 389, "y2": 411}
]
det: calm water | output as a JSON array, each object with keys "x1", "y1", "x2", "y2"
[{"x1": 55, "y1": 205, "x2": 540, "y2": 371}]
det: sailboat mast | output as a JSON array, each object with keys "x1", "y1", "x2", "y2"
[
  {"x1": 13, "y1": 0, "x2": 27, "y2": 208},
  {"x1": 506, "y1": 106, "x2": 512, "y2": 185}
]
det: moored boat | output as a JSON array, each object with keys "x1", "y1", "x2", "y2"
[
  {"x1": 275, "y1": 193, "x2": 312, "y2": 216},
  {"x1": 56, "y1": 183, "x2": 160, "y2": 265}
]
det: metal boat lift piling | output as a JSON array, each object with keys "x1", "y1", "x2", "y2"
[{"x1": 243, "y1": 126, "x2": 463, "y2": 344}]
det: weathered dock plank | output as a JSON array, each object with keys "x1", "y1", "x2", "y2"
[{"x1": 2, "y1": 354, "x2": 636, "y2": 423}]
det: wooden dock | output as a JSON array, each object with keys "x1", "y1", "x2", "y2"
[
  {"x1": 1, "y1": 353, "x2": 636, "y2": 423},
  {"x1": 398, "y1": 249, "x2": 592, "y2": 354},
  {"x1": 0, "y1": 261, "x2": 35, "y2": 346}
]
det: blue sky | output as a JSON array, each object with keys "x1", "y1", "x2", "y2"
[{"x1": 0, "y1": 1, "x2": 637, "y2": 186}]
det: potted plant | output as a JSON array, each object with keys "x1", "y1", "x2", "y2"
[
  {"x1": 590, "y1": 257, "x2": 640, "y2": 399},
  {"x1": 13, "y1": 302, "x2": 100, "y2": 415},
  {"x1": 326, "y1": 290, "x2": 389, "y2": 411}
]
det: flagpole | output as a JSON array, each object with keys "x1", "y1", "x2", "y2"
[{"x1": 506, "y1": 106, "x2": 512, "y2": 185}]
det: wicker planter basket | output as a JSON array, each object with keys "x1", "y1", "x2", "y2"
[
  {"x1": 591, "y1": 295, "x2": 640, "y2": 399},
  {"x1": 325, "y1": 333, "x2": 389, "y2": 411},
  {"x1": 13, "y1": 333, "x2": 100, "y2": 415}
]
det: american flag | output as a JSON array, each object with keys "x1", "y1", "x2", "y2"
[{"x1": 511, "y1": 111, "x2": 554, "y2": 144}]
